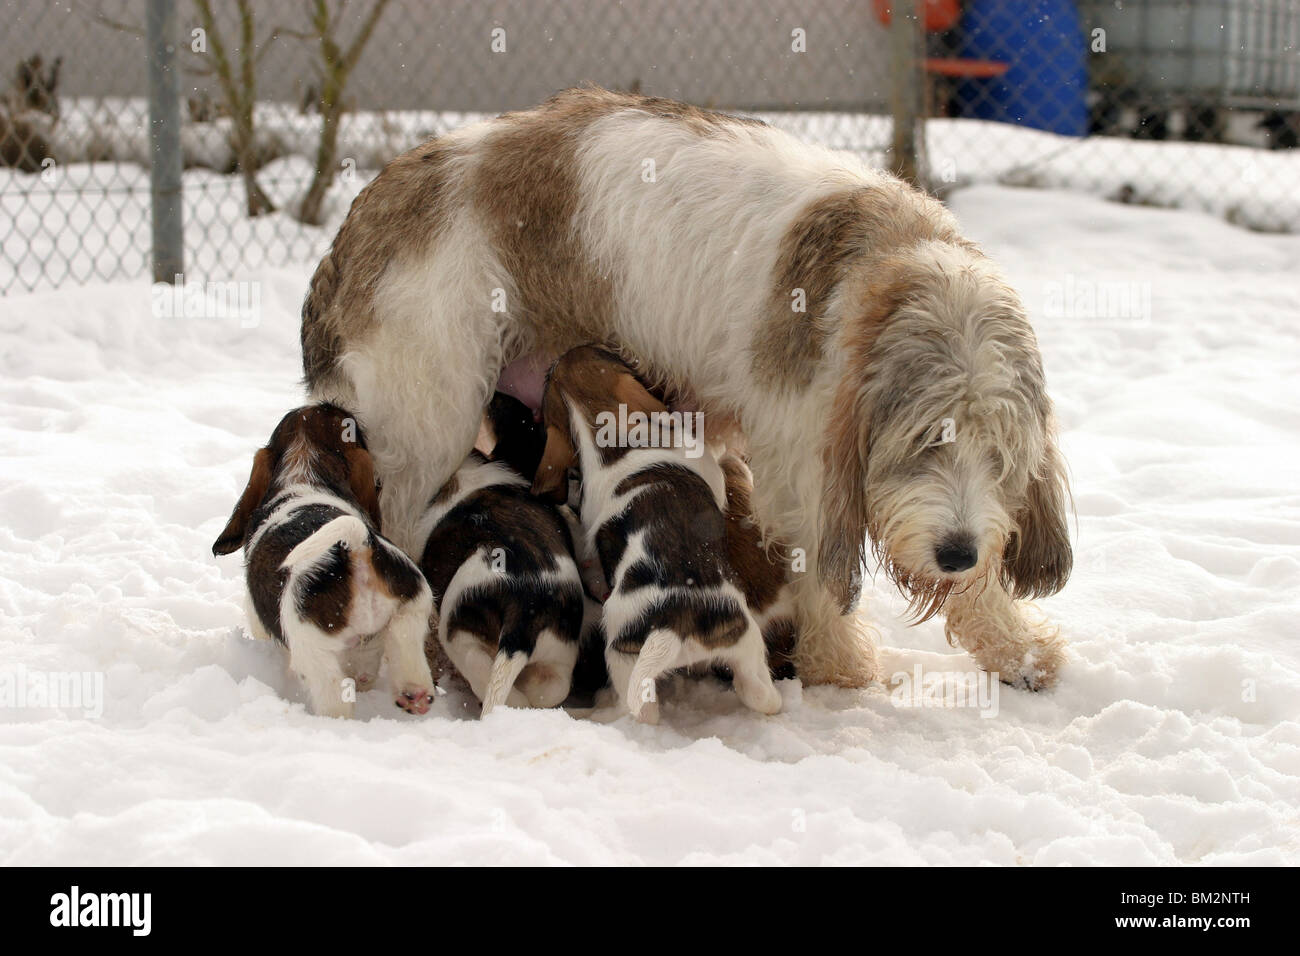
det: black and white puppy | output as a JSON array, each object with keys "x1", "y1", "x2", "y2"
[
  {"x1": 532, "y1": 346, "x2": 783, "y2": 724},
  {"x1": 413, "y1": 395, "x2": 584, "y2": 715},
  {"x1": 212, "y1": 404, "x2": 436, "y2": 718}
]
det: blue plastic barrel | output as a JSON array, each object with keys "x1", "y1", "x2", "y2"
[{"x1": 957, "y1": 0, "x2": 1088, "y2": 137}]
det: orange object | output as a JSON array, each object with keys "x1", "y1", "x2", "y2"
[
  {"x1": 873, "y1": 0, "x2": 963, "y2": 32},
  {"x1": 923, "y1": 56, "x2": 1008, "y2": 78}
]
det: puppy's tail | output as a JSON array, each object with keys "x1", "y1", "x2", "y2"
[
  {"x1": 481, "y1": 608, "x2": 535, "y2": 716},
  {"x1": 281, "y1": 514, "x2": 371, "y2": 569},
  {"x1": 626, "y1": 628, "x2": 680, "y2": 724},
  {"x1": 481, "y1": 650, "x2": 530, "y2": 716}
]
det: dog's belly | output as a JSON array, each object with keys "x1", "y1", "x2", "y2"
[
  {"x1": 496, "y1": 348, "x2": 702, "y2": 416},
  {"x1": 495, "y1": 350, "x2": 552, "y2": 414}
]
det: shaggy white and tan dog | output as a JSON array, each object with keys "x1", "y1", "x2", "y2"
[{"x1": 300, "y1": 86, "x2": 1072, "y2": 690}]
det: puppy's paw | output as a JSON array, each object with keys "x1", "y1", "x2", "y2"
[
  {"x1": 744, "y1": 682, "x2": 784, "y2": 715},
  {"x1": 632, "y1": 699, "x2": 660, "y2": 725},
  {"x1": 394, "y1": 686, "x2": 435, "y2": 715}
]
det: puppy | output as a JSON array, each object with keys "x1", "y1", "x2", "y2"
[
  {"x1": 413, "y1": 396, "x2": 584, "y2": 715},
  {"x1": 533, "y1": 345, "x2": 782, "y2": 724},
  {"x1": 212, "y1": 404, "x2": 435, "y2": 718}
]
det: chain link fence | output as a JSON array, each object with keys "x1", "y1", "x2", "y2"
[{"x1": 1, "y1": 0, "x2": 1297, "y2": 295}]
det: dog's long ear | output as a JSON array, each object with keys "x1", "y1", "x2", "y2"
[
  {"x1": 613, "y1": 365, "x2": 687, "y2": 448},
  {"x1": 344, "y1": 444, "x2": 383, "y2": 528},
  {"x1": 532, "y1": 383, "x2": 577, "y2": 502},
  {"x1": 612, "y1": 368, "x2": 670, "y2": 418},
  {"x1": 816, "y1": 386, "x2": 870, "y2": 614},
  {"x1": 532, "y1": 423, "x2": 576, "y2": 502},
  {"x1": 212, "y1": 448, "x2": 272, "y2": 556},
  {"x1": 486, "y1": 391, "x2": 546, "y2": 479},
  {"x1": 1004, "y1": 438, "x2": 1072, "y2": 599}
]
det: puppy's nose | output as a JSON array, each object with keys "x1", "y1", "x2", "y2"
[{"x1": 935, "y1": 540, "x2": 978, "y2": 574}]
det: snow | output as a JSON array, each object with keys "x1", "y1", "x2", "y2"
[
  {"x1": 2, "y1": 183, "x2": 1298, "y2": 865},
  {"x1": 4, "y1": 103, "x2": 1298, "y2": 294}
]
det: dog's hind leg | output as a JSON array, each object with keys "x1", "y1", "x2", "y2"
[
  {"x1": 726, "y1": 622, "x2": 783, "y2": 715},
  {"x1": 443, "y1": 631, "x2": 529, "y2": 713},
  {"x1": 316, "y1": 250, "x2": 516, "y2": 554},
  {"x1": 382, "y1": 587, "x2": 436, "y2": 714},
  {"x1": 516, "y1": 628, "x2": 579, "y2": 709},
  {"x1": 283, "y1": 618, "x2": 353, "y2": 718},
  {"x1": 943, "y1": 579, "x2": 1066, "y2": 690},
  {"x1": 342, "y1": 637, "x2": 384, "y2": 692},
  {"x1": 603, "y1": 647, "x2": 640, "y2": 719}
]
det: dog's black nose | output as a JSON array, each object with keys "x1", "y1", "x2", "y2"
[{"x1": 935, "y1": 540, "x2": 978, "y2": 574}]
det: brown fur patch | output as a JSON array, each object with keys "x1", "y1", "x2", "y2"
[
  {"x1": 762, "y1": 616, "x2": 798, "y2": 679},
  {"x1": 816, "y1": 253, "x2": 924, "y2": 613},
  {"x1": 301, "y1": 139, "x2": 462, "y2": 391},
  {"x1": 470, "y1": 90, "x2": 626, "y2": 355},
  {"x1": 720, "y1": 456, "x2": 788, "y2": 615},
  {"x1": 302, "y1": 85, "x2": 762, "y2": 390},
  {"x1": 754, "y1": 183, "x2": 967, "y2": 390},
  {"x1": 429, "y1": 472, "x2": 460, "y2": 508},
  {"x1": 473, "y1": 84, "x2": 755, "y2": 355},
  {"x1": 532, "y1": 345, "x2": 673, "y2": 498},
  {"x1": 1002, "y1": 440, "x2": 1073, "y2": 599}
]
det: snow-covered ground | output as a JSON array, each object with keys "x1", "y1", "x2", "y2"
[{"x1": 1, "y1": 184, "x2": 1298, "y2": 865}]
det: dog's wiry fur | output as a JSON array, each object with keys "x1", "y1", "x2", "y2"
[{"x1": 302, "y1": 86, "x2": 1072, "y2": 690}]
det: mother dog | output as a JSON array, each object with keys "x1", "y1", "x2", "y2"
[{"x1": 300, "y1": 86, "x2": 1071, "y2": 689}]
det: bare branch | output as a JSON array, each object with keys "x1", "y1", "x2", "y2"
[
  {"x1": 79, "y1": 0, "x2": 146, "y2": 40},
  {"x1": 342, "y1": 0, "x2": 391, "y2": 75}
]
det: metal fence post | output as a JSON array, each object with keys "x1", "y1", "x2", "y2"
[
  {"x1": 147, "y1": 0, "x2": 184, "y2": 283},
  {"x1": 889, "y1": 0, "x2": 927, "y2": 189}
]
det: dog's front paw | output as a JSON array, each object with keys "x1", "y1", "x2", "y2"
[
  {"x1": 1018, "y1": 632, "x2": 1067, "y2": 690},
  {"x1": 996, "y1": 623, "x2": 1067, "y2": 691}
]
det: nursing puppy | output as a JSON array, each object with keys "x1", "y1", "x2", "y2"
[
  {"x1": 212, "y1": 404, "x2": 435, "y2": 718},
  {"x1": 534, "y1": 346, "x2": 782, "y2": 723},
  {"x1": 301, "y1": 86, "x2": 1072, "y2": 691},
  {"x1": 413, "y1": 398, "x2": 584, "y2": 714}
]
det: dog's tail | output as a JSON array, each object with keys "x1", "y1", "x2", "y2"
[
  {"x1": 281, "y1": 514, "x2": 370, "y2": 569},
  {"x1": 482, "y1": 651, "x2": 530, "y2": 716},
  {"x1": 626, "y1": 628, "x2": 681, "y2": 724},
  {"x1": 480, "y1": 607, "x2": 534, "y2": 716}
]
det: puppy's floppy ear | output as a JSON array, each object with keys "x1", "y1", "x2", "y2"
[
  {"x1": 532, "y1": 384, "x2": 577, "y2": 503},
  {"x1": 816, "y1": 387, "x2": 870, "y2": 614},
  {"x1": 486, "y1": 391, "x2": 546, "y2": 479},
  {"x1": 344, "y1": 444, "x2": 383, "y2": 528},
  {"x1": 612, "y1": 369, "x2": 670, "y2": 418},
  {"x1": 212, "y1": 448, "x2": 273, "y2": 556},
  {"x1": 1004, "y1": 438, "x2": 1072, "y2": 599},
  {"x1": 532, "y1": 423, "x2": 576, "y2": 502}
]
